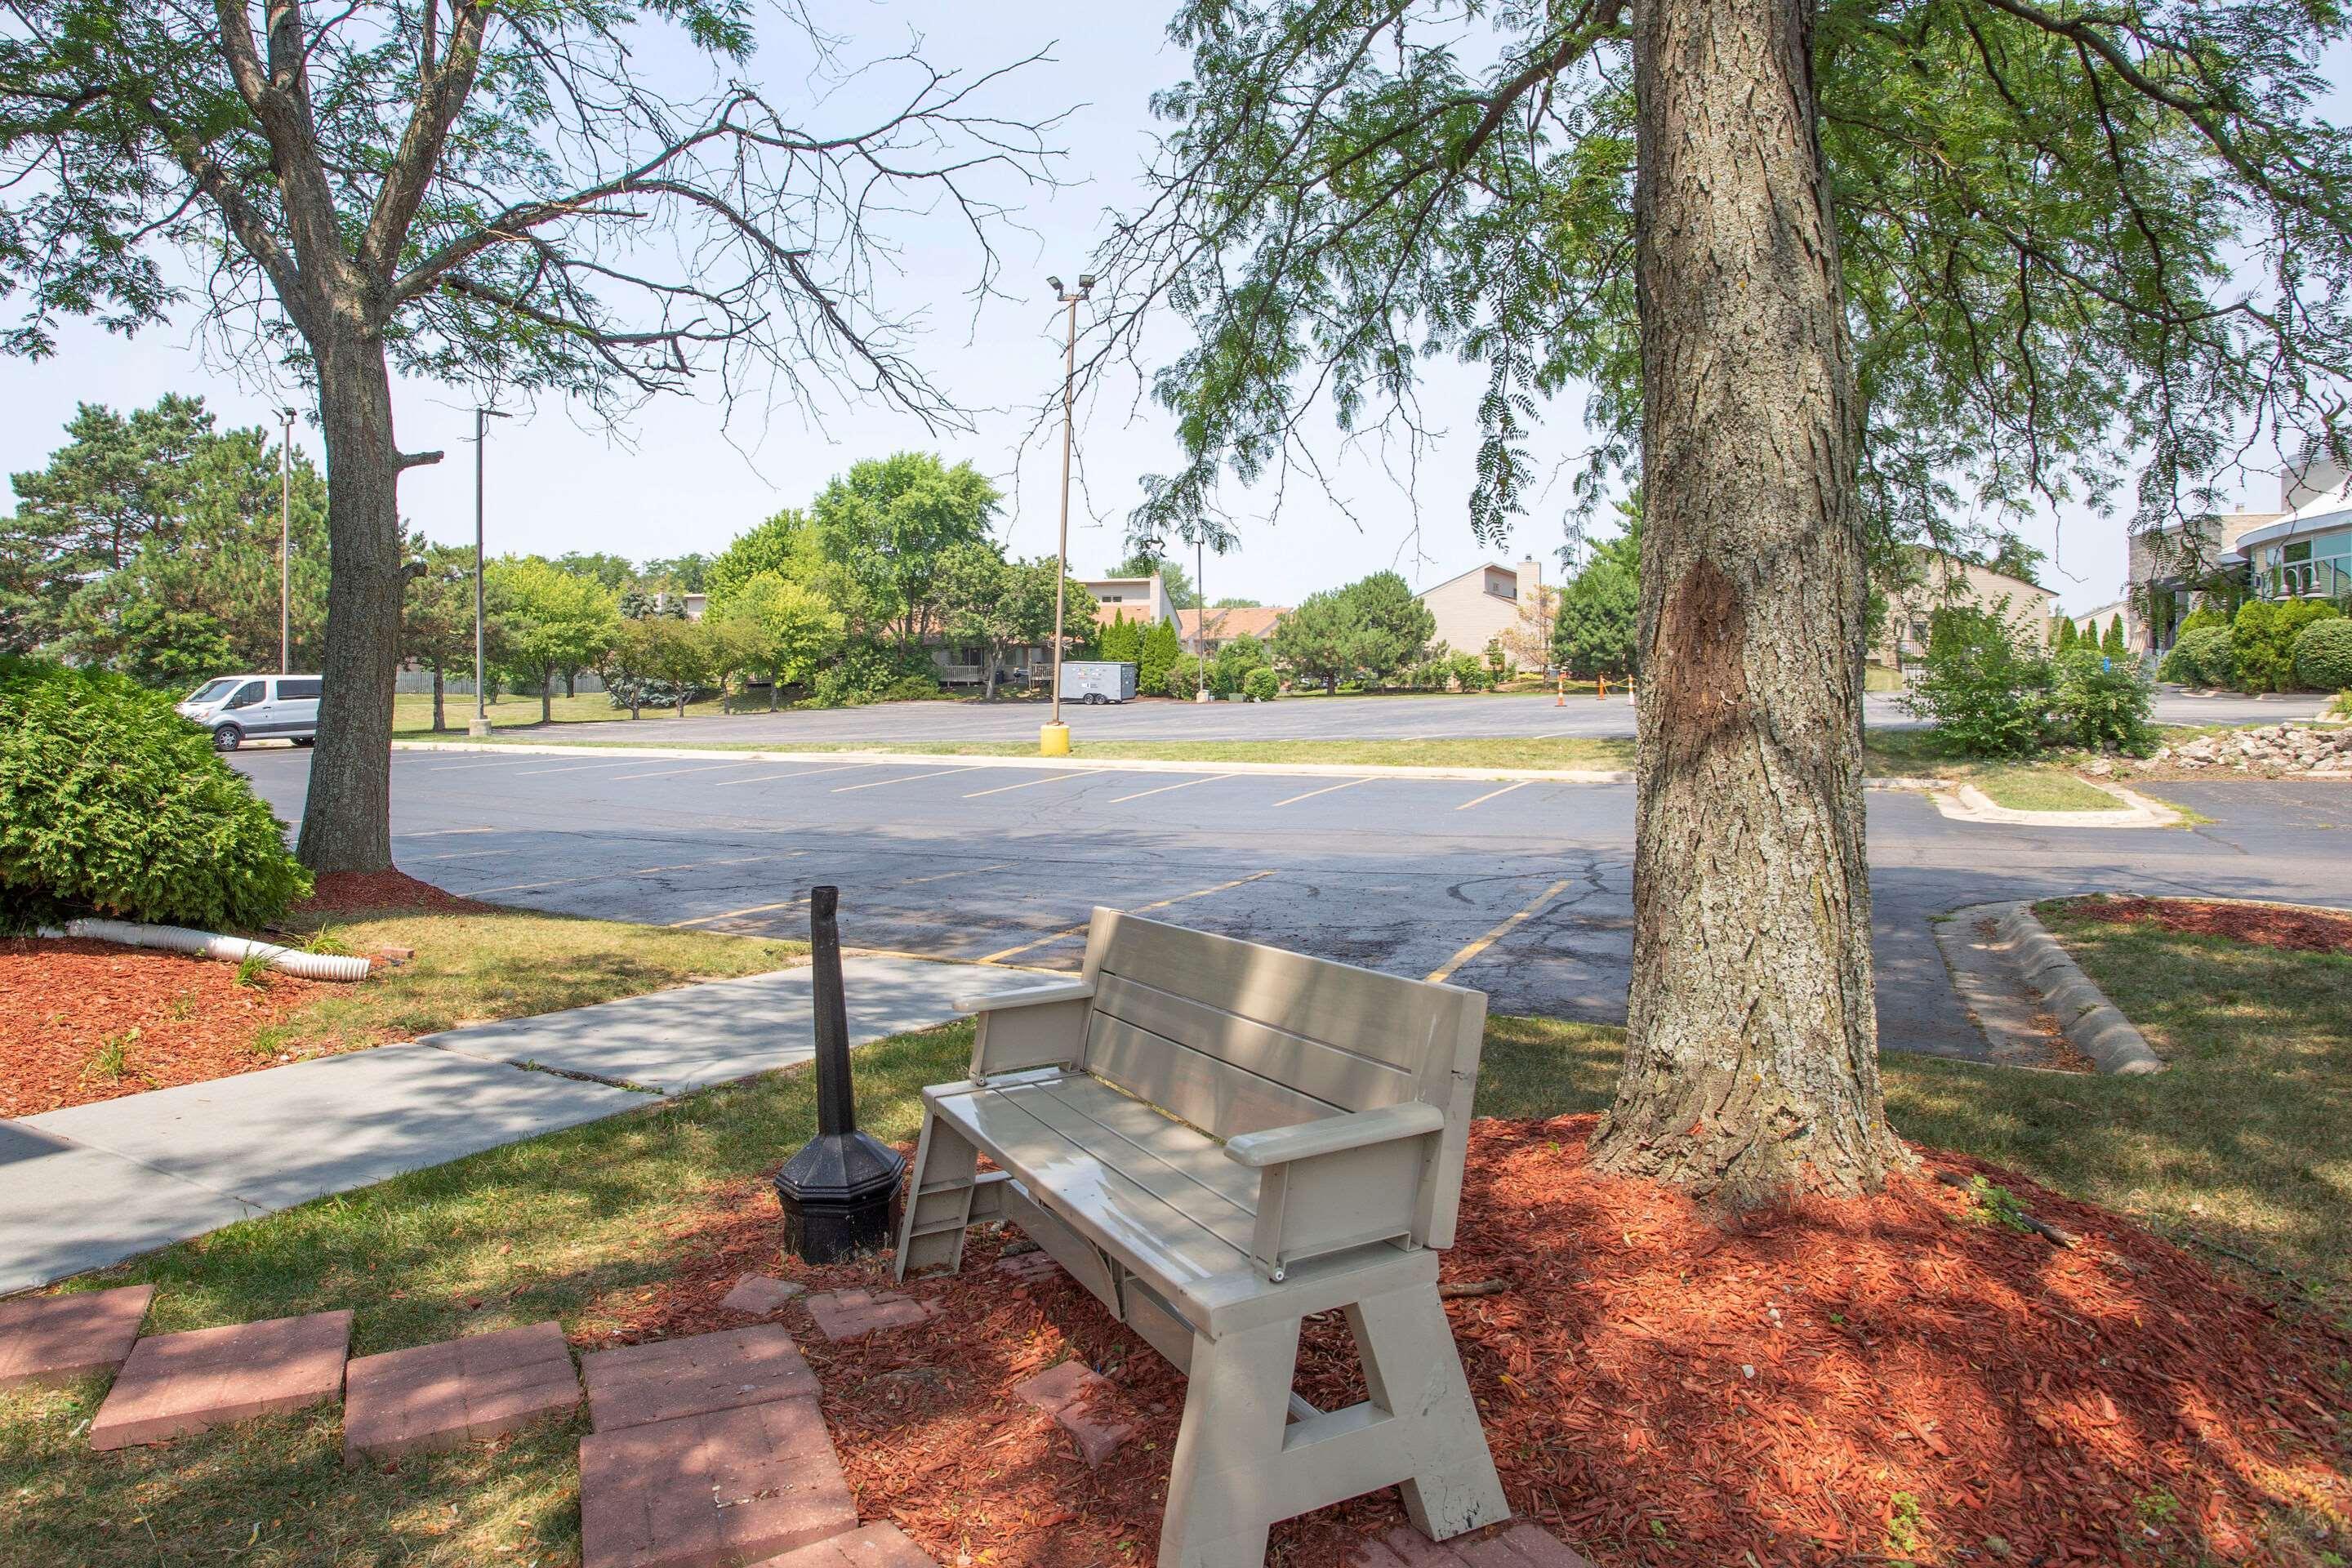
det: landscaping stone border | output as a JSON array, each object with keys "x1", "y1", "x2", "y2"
[
  {"x1": 1930, "y1": 778, "x2": 2182, "y2": 828},
  {"x1": 1936, "y1": 902, "x2": 2166, "y2": 1075}
]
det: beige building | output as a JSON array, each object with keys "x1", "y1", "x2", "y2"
[
  {"x1": 1414, "y1": 558, "x2": 1555, "y2": 664},
  {"x1": 1878, "y1": 549, "x2": 2053, "y2": 666}
]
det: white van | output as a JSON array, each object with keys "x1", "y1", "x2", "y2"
[{"x1": 176, "y1": 675, "x2": 323, "y2": 751}]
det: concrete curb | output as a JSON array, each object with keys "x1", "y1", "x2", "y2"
[
  {"x1": 391, "y1": 738, "x2": 1943, "y2": 791},
  {"x1": 1984, "y1": 901, "x2": 2167, "y2": 1074},
  {"x1": 1931, "y1": 778, "x2": 2182, "y2": 828}
]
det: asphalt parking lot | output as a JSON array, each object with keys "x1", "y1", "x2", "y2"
[
  {"x1": 236, "y1": 748, "x2": 2352, "y2": 1064},
  {"x1": 515, "y1": 688, "x2": 2333, "y2": 748}
]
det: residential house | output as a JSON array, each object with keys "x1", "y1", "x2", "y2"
[
  {"x1": 1415, "y1": 559, "x2": 1554, "y2": 666},
  {"x1": 2123, "y1": 450, "x2": 2351, "y2": 654},
  {"x1": 930, "y1": 572, "x2": 1177, "y2": 688},
  {"x1": 1175, "y1": 604, "x2": 1290, "y2": 657},
  {"x1": 1877, "y1": 548, "x2": 2053, "y2": 666}
]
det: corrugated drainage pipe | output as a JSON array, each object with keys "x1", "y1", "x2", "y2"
[{"x1": 35, "y1": 918, "x2": 374, "y2": 982}]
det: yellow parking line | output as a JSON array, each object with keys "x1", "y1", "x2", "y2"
[
  {"x1": 978, "y1": 870, "x2": 1276, "y2": 964},
  {"x1": 963, "y1": 772, "x2": 1087, "y2": 799},
  {"x1": 1425, "y1": 878, "x2": 1571, "y2": 982},
  {"x1": 1456, "y1": 781, "x2": 1530, "y2": 812},
  {"x1": 609, "y1": 761, "x2": 768, "y2": 782},
  {"x1": 831, "y1": 767, "x2": 977, "y2": 793},
  {"x1": 714, "y1": 764, "x2": 875, "y2": 788},
  {"x1": 1107, "y1": 773, "x2": 1235, "y2": 804},
  {"x1": 1271, "y1": 777, "x2": 1374, "y2": 808},
  {"x1": 666, "y1": 858, "x2": 1004, "y2": 928}
]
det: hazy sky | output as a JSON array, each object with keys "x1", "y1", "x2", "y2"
[{"x1": 1, "y1": 1, "x2": 2332, "y2": 615}]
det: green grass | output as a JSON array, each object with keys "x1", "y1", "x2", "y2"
[
  {"x1": 7, "y1": 948, "x2": 2343, "y2": 1564},
  {"x1": 1971, "y1": 768, "x2": 2123, "y2": 812},
  {"x1": 261, "y1": 906, "x2": 805, "y2": 1059}
]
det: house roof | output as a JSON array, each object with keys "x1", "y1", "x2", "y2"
[
  {"x1": 1414, "y1": 560, "x2": 1536, "y2": 601},
  {"x1": 1176, "y1": 606, "x2": 1290, "y2": 641}
]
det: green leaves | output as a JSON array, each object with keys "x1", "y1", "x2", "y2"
[
  {"x1": 0, "y1": 657, "x2": 312, "y2": 932},
  {"x1": 1107, "y1": 0, "x2": 2352, "y2": 555}
]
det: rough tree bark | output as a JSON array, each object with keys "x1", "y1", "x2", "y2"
[
  {"x1": 1590, "y1": 0, "x2": 1912, "y2": 1200},
  {"x1": 296, "y1": 326, "x2": 412, "y2": 872}
]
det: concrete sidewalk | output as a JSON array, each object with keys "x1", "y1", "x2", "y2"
[{"x1": 0, "y1": 956, "x2": 1029, "y2": 1296}]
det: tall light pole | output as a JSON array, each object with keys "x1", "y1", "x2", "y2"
[
  {"x1": 1041, "y1": 273, "x2": 1093, "y2": 756},
  {"x1": 278, "y1": 408, "x2": 296, "y2": 673},
  {"x1": 1194, "y1": 530, "x2": 1210, "y2": 701},
  {"x1": 470, "y1": 406, "x2": 511, "y2": 738}
]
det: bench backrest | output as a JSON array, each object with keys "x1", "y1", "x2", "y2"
[{"x1": 1072, "y1": 907, "x2": 1487, "y2": 1249}]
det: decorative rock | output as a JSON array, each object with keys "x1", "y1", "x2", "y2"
[
  {"x1": 90, "y1": 1309, "x2": 350, "y2": 1450},
  {"x1": 803, "y1": 1288, "x2": 938, "y2": 1343},
  {"x1": 343, "y1": 1320, "x2": 579, "y2": 1464},
  {"x1": 0, "y1": 1284, "x2": 154, "y2": 1390},
  {"x1": 751, "y1": 1521, "x2": 938, "y2": 1566},
  {"x1": 581, "y1": 1325, "x2": 816, "y2": 1432},
  {"x1": 720, "y1": 1275, "x2": 808, "y2": 1316},
  {"x1": 578, "y1": 1397, "x2": 855, "y2": 1568},
  {"x1": 1010, "y1": 1359, "x2": 1135, "y2": 1467}
]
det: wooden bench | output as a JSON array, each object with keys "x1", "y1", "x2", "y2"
[{"x1": 893, "y1": 909, "x2": 1508, "y2": 1565}]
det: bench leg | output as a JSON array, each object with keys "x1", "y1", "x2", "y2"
[
  {"x1": 1158, "y1": 1315, "x2": 1300, "y2": 1568},
  {"x1": 892, "y1": 1107, "x2": 982, "y2": 1282},
  {"x1": 1156, "y1": 1280, "x2": 1509, "y2": 1565},
  {"x1": 1350, "y1": 1281, "x2": 1510, "y2": 1539}
]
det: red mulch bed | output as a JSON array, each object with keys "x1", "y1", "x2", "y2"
[
  {"x1": 295, "y1": 868, "x2": 486, "y2": 915},
  {"x1": 0, "y1": 938, "x2": 330, "y2": 1116},
  {"x1": 2064, "y1": 896, "x2": 2352, "y2": 958},
  {"x1": 600, "y1": 1118, "x2": 2352, "y2": 1566}
]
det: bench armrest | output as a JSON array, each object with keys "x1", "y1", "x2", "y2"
[
  {"x1": 1231, "y1": 1103, "x2": 1448, "y2": 1282},
  {"x1": 952, "y1": 980, "x2": 1094, "y2": 1014},
  {"x1": 1223, "y1": 1102, "x2": 1446, "y2": 1169},
  {"x1": 964, "y1": 982, "x2": 1095, "y2": 1080}
]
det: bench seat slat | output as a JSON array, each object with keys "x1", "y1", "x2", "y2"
[
  {"x1": 932, "y1": 1081, "x2": 1253, "y2": 1298},
  {"x1": 998, "y1": 1077, "x2": 1261, "y2": 1219},
  {"x1": 1090, "y1": 973, "x2": 1420, "y2": 1116}
]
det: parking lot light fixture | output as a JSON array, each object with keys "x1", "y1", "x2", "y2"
[
  {"x1": 1044, "y1": 273, "x2": 1091, "y2": 757},
  {"x1": 469, "y1": 406, "x2": 511, "y2": 738}
]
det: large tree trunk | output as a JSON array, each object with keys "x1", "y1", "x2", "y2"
[
  {"x1": 432, "y1": 665, "x2": 445, "y2": 732},
  {"x1": 541, "y1": 671, "x2": 553, "y2": 725},
  {"x1": 1592, "y1": 0, "x2": 1909, "y2": 1202},
  {"x1": 296, "y1": 328, "x2": 405, "y2": 874}
]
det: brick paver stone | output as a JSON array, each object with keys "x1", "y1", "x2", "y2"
[
  {"x1": 802, "y1": 1288, "x2": 937, "y2": 1343},
  {"x1": 344, "y1": 1321, "x2": 579, "y2": 1464},
  {"x1": 89, "y1": 1309, "x2": 350, "y2": 1450},
  {"x1": 0, "y1": 1284, "x2": 154, "y2": 1390},
  {"x1": 577, "y1": 1397, "x2": 854, "y2": 1568},
  {"x1": 720, "y1": 1275, "x2": 807, "y2": 1316},
  {"x1": 991, "y1": 1250, "x2": 1060, "y2": 1284},
  {"x1": 750, "y1": 1521, "x2": 937, "y2": 1566},
  {"x1": 581, "y1": 1325, "x2": 817, "y2": 1431},
  {"x1": 1456, "y1": 1526, "x2": 1597, "y2": 1567},
  {"x1": 1009, "y1": 1359, "x2": 1136, "y2": 1466},
  {"x1": 1377, "y1": 1526, "x2": 1477, "y2": 1566}
]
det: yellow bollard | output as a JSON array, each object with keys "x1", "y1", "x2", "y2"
[
  {"x1": 1597, "y1": 675, "x2": 1608, "y2": 701},
  {"x1": 1040, "y1": 722, "x2": 1071, "y2": 757},
  {"x1": 1555, "y1": 673, "x2": 1565, "y2": 707}
]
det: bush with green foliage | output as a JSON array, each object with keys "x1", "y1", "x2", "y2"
[
  {"x1": 1901, "y1": 604, "x2": 2054, "y2": 757},
  {"x1": 2292, "y1": 617, "x2": 2352, "y2": 692},
  {"x1": 0, "y1": 657, "x2": 312, "y2": 932},
  {"x1": 1097, "y1": 614, "x2": 1147, "y2": 665},
  {"x1": 2051, "y1": 648, "x2": 2156, "y2": 755},
  {"x1": 808, "y1": 642, "x2": 941, "y2": 707},
  {"x1": 1162, "y1": 660, "x2": 1202, "y2": 700},
  {"x1": 1243, "y1": 666, "x2": 1279, "y2": 702},
  {"x1": 1448, "y1": 650, "x2": 1493, "y2": 692},
  {"x1": 1138, "y1": 620, "x2": 1183, "y2": 693},
  {"x1": 1209, "y1": 633, "x2": 1270, "y2": 697},
  {"x1": 2158, "y1": 624, "x2": 2234, "y2": 686},
  {"x1": 2232, "y1": 598, "x2": 2339, "y2": 691}
]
